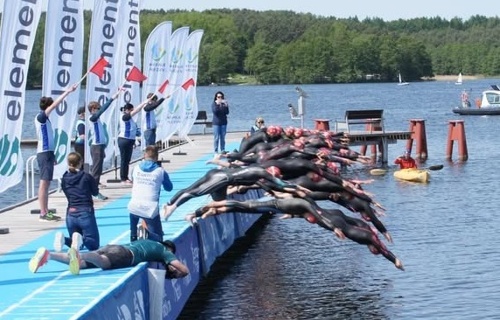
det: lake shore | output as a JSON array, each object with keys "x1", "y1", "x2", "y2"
[{"x1": 428, "y1": 74, "x2": 482, "y2": 81}]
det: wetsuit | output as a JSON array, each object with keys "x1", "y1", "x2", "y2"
[{"x1": 167, "y1": 166, "x2": 296, "y2": 209}]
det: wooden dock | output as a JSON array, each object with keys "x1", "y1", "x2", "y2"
[{"x1": 345, "y1": 130, "x2": 412, "y2": 163}]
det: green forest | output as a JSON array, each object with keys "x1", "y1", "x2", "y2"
[{"x1": 7, "y1": 9, "x2": 500, "y2": 87}]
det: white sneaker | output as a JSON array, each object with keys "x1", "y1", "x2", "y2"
[
  {"x1": 54, "y1": 231, "x2": 64, "y2": 252},
  {"x1": 71, "y1": 232, "x2": 83, "y2": 250}
]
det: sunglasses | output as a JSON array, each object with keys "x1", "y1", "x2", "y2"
[{"x1": 258, "y1": 121, "x2": 264, "y2": 124}]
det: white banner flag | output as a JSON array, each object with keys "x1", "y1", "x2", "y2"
[
  {"x1": 178, "y1": 30, "x2": 204, "y2": 138},
  {"x1": 142, "y1": 21, "x2": 172, "y2": 143},
  {"x1": 158, "y1": 26, "x2": 190, "y2": 142},
  {"x1": 0, "y1": 0, "x2": 43, "y2": 193},
  {"x1": 85, "y1": 0, "x2": 123, "y2": 166},
  {"x1": 114, "y1": 0, "x2": 142, "y2": 140},
  {"x1": 42, "y1": 0, "x2": 84, "y2": 179}
]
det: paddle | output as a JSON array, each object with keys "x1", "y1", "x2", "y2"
[{"x1": 370, "y1": 164, "x2": 443, "y2": 176}]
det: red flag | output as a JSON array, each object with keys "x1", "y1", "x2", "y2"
[
  {"x1": 158, "y1": 79, "x2": 169, "y2": 94},
  {"x1": 181, "y1": 78, "x2": 195, "y2": 90},
  {"x1": 126, "y1": 66, "x2": 147, "y2": 82},
  {"x1": 89, "y1": 57, "x2": 109, "y2": 79}
]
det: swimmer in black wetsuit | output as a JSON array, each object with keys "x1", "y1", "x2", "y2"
[
  {"x1": 163, "y1": 165, "x2": 305, "y2": 219},
  {"x1": 190, "y1": 198, "x2": 403, "y2": 271},
  {"x1": 288, "y1": 174, "x2": 392, "y2": 243},
  {"x1": 238, "y1": 125, "x2": 284, "y2": 154}
]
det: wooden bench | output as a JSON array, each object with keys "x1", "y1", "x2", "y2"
[
  {"x1": 193, "y1": 110, "x2": 212, "y2": 134},
  {"x1": 335, "y1": 109, "x2": 384, "y2": 133}
]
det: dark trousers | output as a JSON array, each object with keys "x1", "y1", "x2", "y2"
[
  {"x1": 129, "y1": 213, "x2": 163, "y2": 242},
  {"x1": 118, "y1": 137, "x2": 135, "y2": 181},
  {"x1": 90, "y1": 144, "x2": 105, "y2": 184},
  {"x1": 143, "y1": 129, "x2": 156, "y2": 146},
  {"x1": 74, "y1": 143, "x2": 85, "y2": 170}
]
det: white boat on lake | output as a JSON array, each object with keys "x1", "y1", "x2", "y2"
[{"x1": 398, "y1": 73, "x2": 409, "y2": 86}]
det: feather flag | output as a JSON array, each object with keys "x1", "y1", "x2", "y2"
[
  {"x1": 89, "y1": 56, "x2": 109, "y2": 79},
  {"x1": 126, "y1": 66, "x2": 147, "y2": 82},
  {"x1": 181, "y1": 78, "x2": 195, "y2": 90}
]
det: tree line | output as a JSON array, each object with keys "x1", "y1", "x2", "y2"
[{"x1": 5, "y1": 9, "x2": 500, "y2": 87}]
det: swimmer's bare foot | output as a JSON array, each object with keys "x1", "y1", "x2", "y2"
[
  {"x1": 395, "y1": 258, "x2": 405, "y2": 271},
  {"x1": 184, "y1": 213, "x2": 197, "y2": 225},
  {"x1": 226, "y1": 186, "x2": 238, "y2": 195},
  {"x1": 201, "y1": 208, "x2": 218, "y2": 219},
  {"x1": 383, "y1": 232, "x2": 393, "y2": 244},
  {"x1": 163, "y1": 204, "x2": 175, "y2": 221},
  {"x1": 279, "y1": 214, "x2": 293, "y2": 220},
  {"x1": 333, "y1": 228, "x2": 346, "y2": 240}
]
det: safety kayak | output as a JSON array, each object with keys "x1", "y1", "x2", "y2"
[{"x1": 393, "y1": 168, "x2": 430, "y2": 183}]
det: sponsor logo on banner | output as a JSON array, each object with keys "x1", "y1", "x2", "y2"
[
  {"x1": 0, "y1": 135, "x2": 20, "y2": 176},
  {"x1": 54, "y1": 129, "x2": 70, "y2": 165},
  {"x1": 168, "y1": 99, "x2": 181, "y2": 114},
  {"x1": 116, "y1": 289, "x2": 146, "y2": 319},
  {"x1": 191, "y1": 243, "x2": 200, "y2": 274},
  {"x1": 152, "y1": 43, "x2": 167, "y2": 61}
]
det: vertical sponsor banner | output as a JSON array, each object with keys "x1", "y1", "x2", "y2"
[
  {"x1": 0, "y1": 0, "x2": 43, "y2": 193},
  {"x1": 142, "y1": 21, "x2": 172, "y2": 143},
  {"x1": 178, "y1": 30, "x2": 204, "y2": 138},
  {"x1": 158, "y1": 27, "x2": 190, "y2": 142},
  {"x1": 85, "y1": 0, "x2": 122, "y2": 166},
  {"x1": 42, "y1": 0, "x2": 84, "y2": 179},
  {"x1": 114, "y1": 0, "x2": 142, "y2": 151}
]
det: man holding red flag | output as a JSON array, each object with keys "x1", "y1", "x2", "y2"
[
  {"x1": 36, "y1": 84, "x2": 78, "y2": 221},
  {"x1": 142, "y1": 93, "x2": 166, "y2": 147}
]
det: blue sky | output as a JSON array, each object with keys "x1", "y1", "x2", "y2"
[{"x1": 0, "y1": 0, "x2": 497, "y2": 21}]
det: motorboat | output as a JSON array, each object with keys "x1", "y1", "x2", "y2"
[{"x1": 452, "y1": 85, "x2": 500, "y2": 115}]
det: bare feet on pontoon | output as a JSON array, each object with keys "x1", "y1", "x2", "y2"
[
  {"x1": 226, "y1": 186, "x2": 239, "y2": 195},
  {"x1": 206, "y1": 153, "x2": 221, "y2": 165},
  {"x1": 163, "y1": 204, "x2": 176, "y2": 221},
  {"x1": 184, "y1": 213, "x2": 197, "y2": 225},
  {"x1": 201, "y1": 208, "x2": 218, "y2": 219}
]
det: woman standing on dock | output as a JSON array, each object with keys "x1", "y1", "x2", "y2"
[{"x1": 211, "y1": 91, "x2": 229, "y2": 154}]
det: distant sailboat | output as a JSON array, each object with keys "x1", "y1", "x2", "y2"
[
  {"x1": 455, "y1": 73, "x2": 463, "y2": 85},
  {"x1": 398, "y1": 73, "x2": 409, "y2": 86}
]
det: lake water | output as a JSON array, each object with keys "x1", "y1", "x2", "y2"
[
  {"x1": 5, "y1": 80, "x2": 500, "y2": 319},
  {"x1": 180, "y1": 80, "x2": 500, "y2": 319}
]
